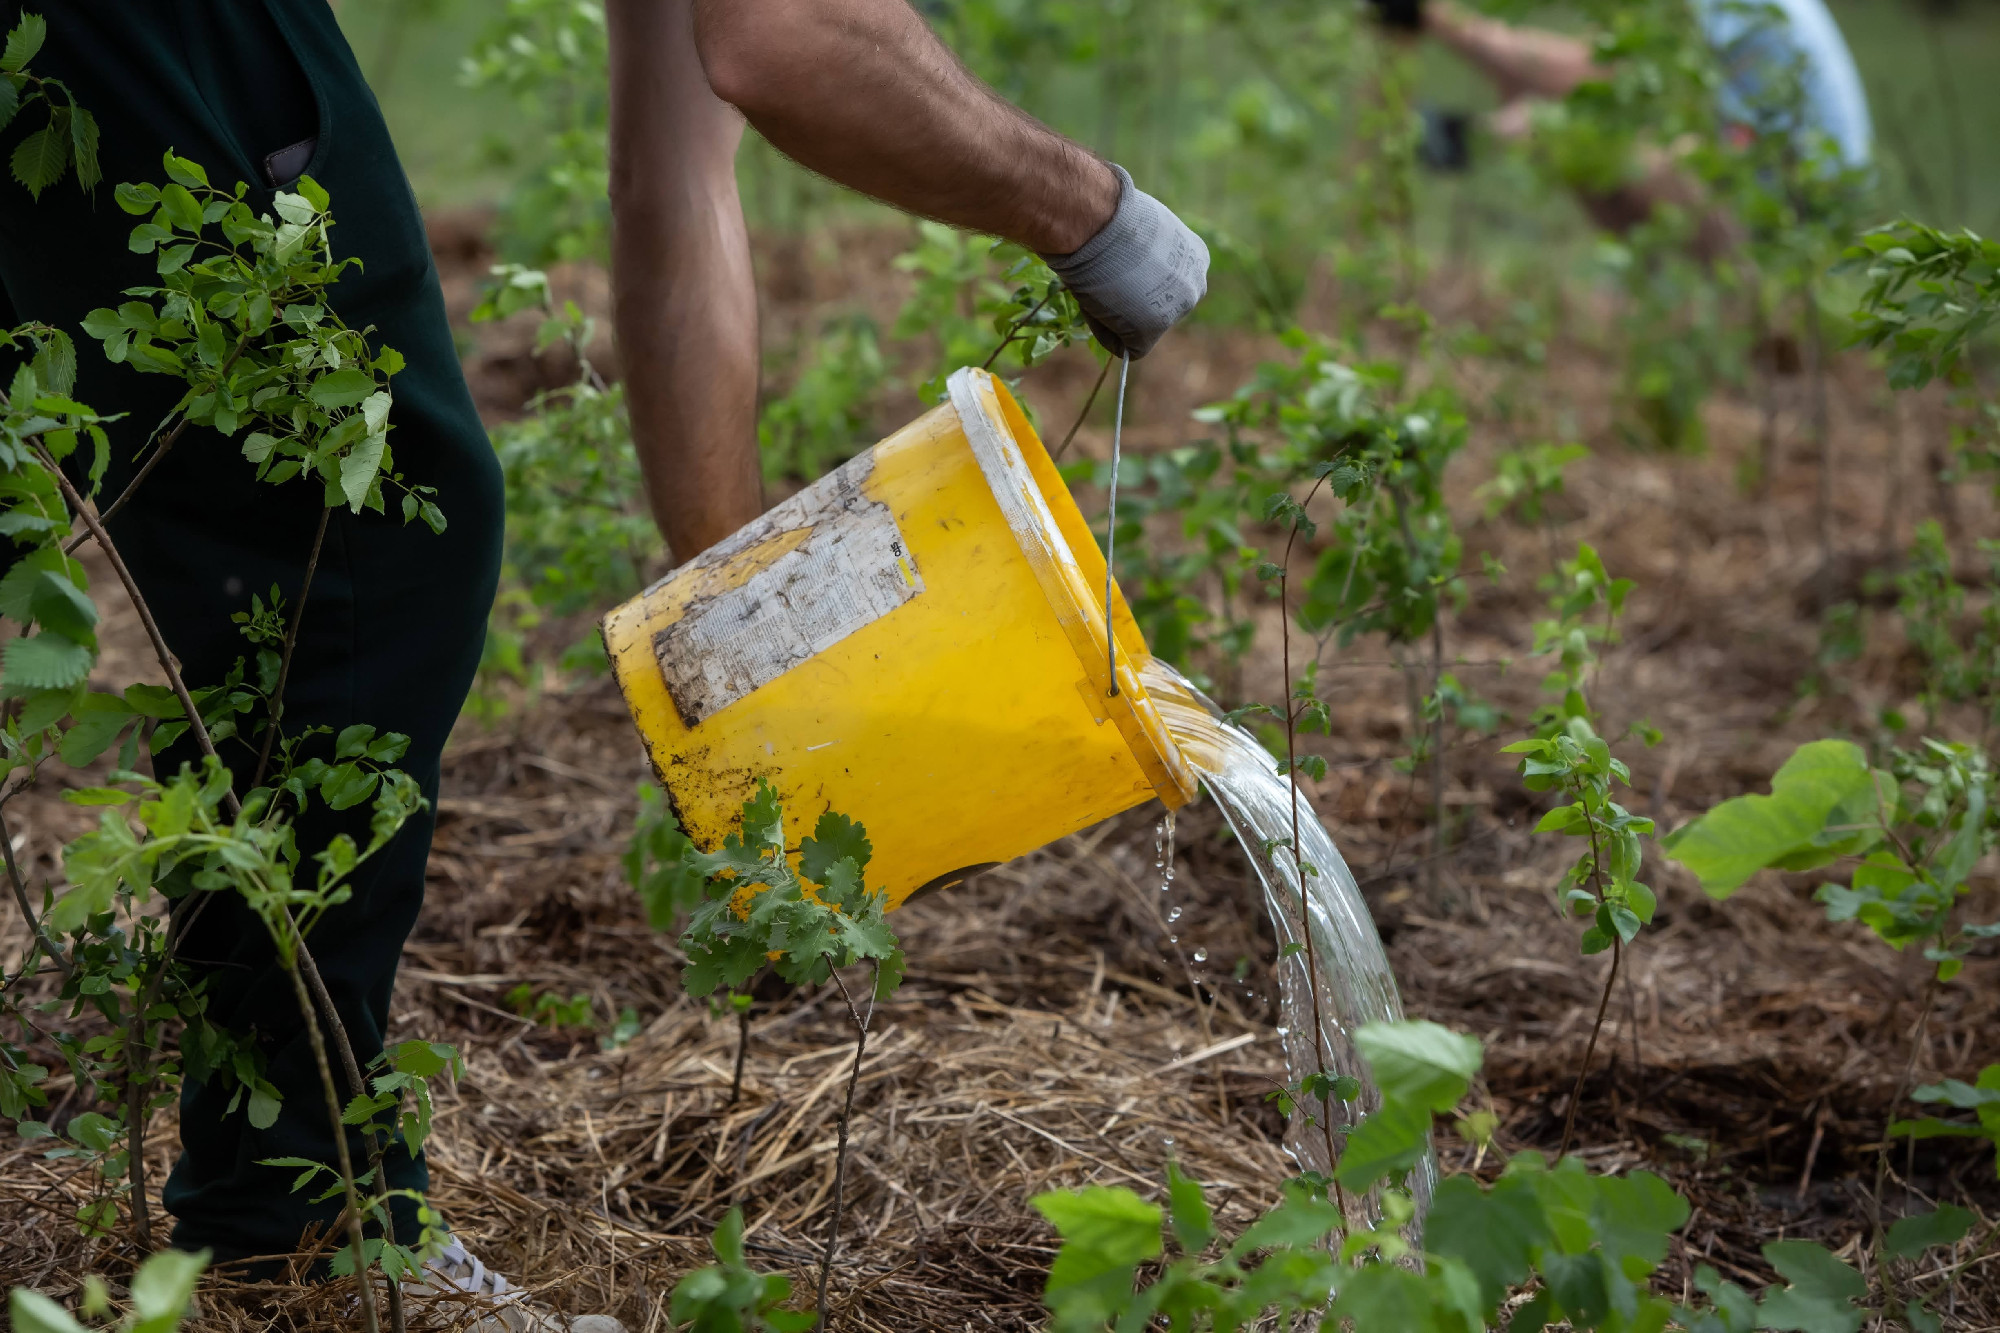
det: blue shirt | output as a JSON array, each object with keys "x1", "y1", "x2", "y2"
[{"x1": 1693, "y1": 0, "x2": 1873, "y2": 167}]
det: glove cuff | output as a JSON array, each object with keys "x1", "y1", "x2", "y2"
[{"x1": 1038, "y1": 163, "x2": 1135, "y2": 271}]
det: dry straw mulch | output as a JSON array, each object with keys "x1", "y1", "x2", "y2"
[{"x1": 4, "y1": 238, "x2": 1999, "y2": 1328}]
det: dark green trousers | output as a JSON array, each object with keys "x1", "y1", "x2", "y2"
[{"x1": 0, "y1": 2, "x2": 502, "y2": 1262}]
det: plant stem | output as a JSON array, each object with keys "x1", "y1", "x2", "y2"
[
  {"x1": 816, "y1": 962, "x2": 877, "y2": 1332},
  {"x1": 285, "y1": 948, "x2": 380, "y2": 1333},
  {"x1": 252, "y1": 505, "x2": 333, "y2": 789},
  {"x1": 38, "y1": 444, "x2": 238, "y2": 820},
  {"x1": 125, "y1": 959, "x2": 155, "y2": 1251},
  {"x1": 980, "y1": 292, "x2": 1053, "y2": 371},
  {"x1": 61, "y1": 335, "x2": 252, "y2": 554},
  {"x1": 1557, "y1": 933, "x2": 1621, "y2": 1162},
  {"x1": 729, "y1": 1000, "x2": 752, "y2": 1106},
  {"x1": 1752, "y1": 290, "x2": 1778, "y2": 502},
  {"x1": 1803, "y1": 279, "x2": 1834, "y2": 591},
  {"x1": 1871, "y1": 971, "x2": 1941, "y2": 1315},
  {"x1": 62, "y1": 419, "x2": 189, "y2": 556},
  {"x1": 1427, "y1": 612, "x2": 1445, "y2": 894},
  {"x1": 0, "y1": 803, "x2": 71, "y2": 979},
  {"x1": 1278, "y1": 496, "x2": 1343, "y2": 1191},
  {"x1": 1052, "y1": 356, "x2": 1114, "y2": 463},
  {"x1": 1388, "y1": 481, "x2": 1445, "y2": 892}
]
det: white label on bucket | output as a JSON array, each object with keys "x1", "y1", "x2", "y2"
[{"x1": 653, "y1": 457, "x2": 923, "y2": 726}]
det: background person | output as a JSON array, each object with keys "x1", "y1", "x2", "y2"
[{"x1": 1376, "y1": 0, "x2": 1873, "y2": 255}]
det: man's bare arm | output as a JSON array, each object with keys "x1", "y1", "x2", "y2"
[
  {"x1": 606, "y1": 0, "x2": 763, "y2": 562},
  {"x1": 607, "y1": 0, "x2": 1205, "y2": 563},
  {"x1": 691, "y1": 0, "x2": 1118, "y2": 254}
]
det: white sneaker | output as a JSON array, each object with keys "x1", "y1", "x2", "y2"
[{"x1": 416, "y1": 1239, "x2": 626, "y2": 1333}]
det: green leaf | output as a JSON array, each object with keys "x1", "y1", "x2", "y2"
[
  {"x1": 246, "y1": 1084, "x2": 281, "y2": 1130},
  {"x1": 26, "y1": 568, "x2": 98, "y2": 644},
  {"x1": 1034, "y1": 1186, "x2": 1163, "y2": 1267},
  {"x1": 1354, "y1": 1019, "x2": 1483, "y2": 1112},
  {"x1": 30, "y1": 329, "x2": 75, "y2": 396},
  {"x1": 68, "y1": 107, "x2": 98, "y2": 192},
  {"x1": 1427, "y1": 1173, "x2": 1546, "y2": 1309},
  {"x1": 1330, "y1": 1262, "x2": 1448, "y2": 1332},
  {"x1": 161, "y1": 151, "x2": 207, "y2": 188},
  {"x1": 338, "y1": 431, "x2": 386, "y2": 512},
  {"x1": 128, "y1": 1246, "x2": 209, "y2": 1327},
  {"x1": 1, "y1": 13, "x2": 46, "y2": 72},
  {"x1": 2, "y1": 635, "x2": 93, "y2": 690},
  {"x1": 1755, "y1": 1240, "x2": 1866, "y2": 1333},
  {"x1": 1229, "y1": 1179, "x2": 1344, "y2": 1252},
  {"x1": 800, "y1": 810, "x2": 873, "y2": 883},
  {"x1": 1335, "y1": 1097, "x2": 1433, "y2": 1190},
  {"x1": 0, "y1": 78, "x2": 16, "y2": 135},
  {"x1": 7, "y1": 1290, "x2": 88, "y2": 1333},
  {"x1": 295, "y1": 173, "x2": 330, "y2": 212},
  {"x1": 56, "y1": 695, "x2": 133, "y2": 766},
  {"x1": 1885, "y1": 1204, "x2": 1975, "y2": 1259},
  {"x1": 1663, "y1": 741, "x2": 1876, "y2": 897},
  {"x1": 334, "y1": 723, "x2": 377, "y2": 759},
  {"x1": 1164, "y1": 1160, "x2": 1214, "y2": 1255},
  {"x1": 873, "y1": 947, "x2": 906, "y2": 1000},
  {"x1": 10, "y1": 122, "x2": 67, "y2": 198},
  {"x1": 159, "y1": 181, "x2": 203, "y2": 233},
  {"x1": 67, "y1": 1111, "x2": 118, "y2": 1153},
  {"x1": 1591, "y1": 1170, "x2": 1689, "y2": 1277},
  {"x1": 114, "y1": 180, "x2": 158, "y2": 215},
  {"x1": 1539, "y1": 1250, "x2": 1614, "y2": 1326},
  {"x1": 1508, "y1": 1288, "x2": 1556, "y2": 1333},
  {"x1": 1535, "y1": 803, "x2": 1588, "y2": 834},
  {"x1": 61, "y1": 787, "x2": 133, "y2": 807},
  {"x1": 308, "y1": 367, "x2": 377, "y2": 409},
  {"x1": 318, "y1": 763, "x2": 379, "y2": 811}
]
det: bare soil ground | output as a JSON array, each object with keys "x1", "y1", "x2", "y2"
[{"x1": 2, "y1": 216, "x2": 1995, "y2": 1329}]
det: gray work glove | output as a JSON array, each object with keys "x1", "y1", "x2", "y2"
[{"x1": 1041, "y1": 165, "x2": 1208, "y2": 360}]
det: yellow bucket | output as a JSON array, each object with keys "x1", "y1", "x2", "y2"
[{"x1": 603, "y1": 367, "x2": 1198, "y2": 909}]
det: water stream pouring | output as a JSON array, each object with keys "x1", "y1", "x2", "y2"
[
  {"x1": 604, "y1": 366, "x2": 1429, "y2": 1231},
  {"x1": 1142, "y1": 661, "x2": 1436, "y2": 1231}
]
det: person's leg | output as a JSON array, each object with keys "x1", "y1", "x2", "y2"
[
  {"x1": 0, "y1": 0, "x2": 499, "y2": 1265},
  {"x1": 148, "y1": 0, "x2": 504, "y2": 1263}
]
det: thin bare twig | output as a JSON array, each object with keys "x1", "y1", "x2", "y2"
[
  {"x1": 816, "y1": 961, "x2": 879, "y2": 1331},
  {"x1": 1558, "y1": 933, "x2": 1622, "y2": 1162},
  {"x1": 980, "y1": 292, "x2": 1054, "y2": 371},
  {"x1": 61, "y1": 332, "x2": 252, "y2": 553},
  {"x1": 730, "y1": 1001, "x2": 752, "y2": 1106},
  {"x1": 252, "y1": 506, "x2": 333, "y2": 789},
  {"x1": 0, "y1": 803, "x2": 70, "y2": 980},
  {"x1": 37, "y1": 444, "x2": 238, "y2": 821},
  {"x1": 62, "y1": 419, "x2": 188, "y2": 556},
  {"x1": 1052, "y1": 357, "x2": 1114, "y2": 463},
  {"x1": 295, "y1": 927, "x2": 408, "y2": 1332},
  {"x1": 286, "y1": 934, "x2": 381, "y2": 1333},
  {"x1": 1276, "y1": 478, "x2": 1345, "y2": 1206}
]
